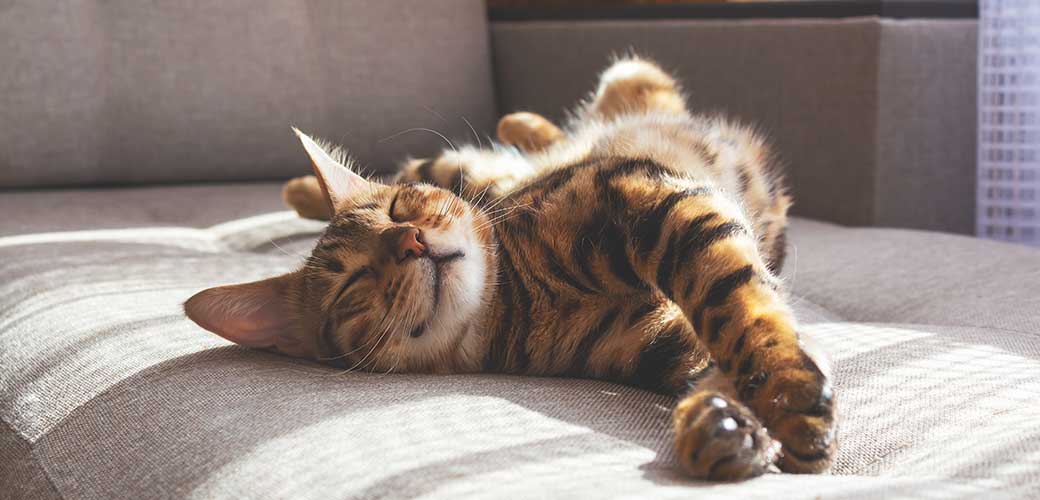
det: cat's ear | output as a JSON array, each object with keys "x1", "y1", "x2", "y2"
[
  {"x1": 292, "y1": 127, "x2": 373, "y2": 213},
  {"x1": 184, "y1": 272, "x2": 300, "y2": 349}
]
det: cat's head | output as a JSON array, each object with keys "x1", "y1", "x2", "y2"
[{"x1": 184, "y1": 129, "x2": 495, "y2": 372}]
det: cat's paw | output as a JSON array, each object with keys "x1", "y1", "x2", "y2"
[
  {"x1": 282, "y1": 175, "x2": 331, "y2": 220},
  {"x1": 591, "y1": 57, "x2": 686, "y2": 118},
  {"x1": 496, "y1": 112, "x2": 564, "y2": 153},
  {"x1": 673, "y1": 392, "x2": 780, "y2": 481},
  {"x1": 741, "y1": 341, "x2": 837, "y2": 474},
  {"x1": 761, "y1": 364, "x2": 837, "y2": 473}
]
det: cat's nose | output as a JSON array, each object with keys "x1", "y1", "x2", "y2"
[{"x1": 385, "y1": 227, "x2": 426, "y2": 262}]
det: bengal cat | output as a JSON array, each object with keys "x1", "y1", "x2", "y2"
[{"x1": 185, "y1": 57, "x2": 836, "y2": 481}]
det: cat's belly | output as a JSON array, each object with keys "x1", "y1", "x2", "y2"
[{"x1": 529, "y1": 112, "x2": 790, "y2": 270}]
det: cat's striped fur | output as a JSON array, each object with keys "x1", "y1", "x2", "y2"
[{"x1": 187, "y1": 57, "x2": 836, "y2": 481}]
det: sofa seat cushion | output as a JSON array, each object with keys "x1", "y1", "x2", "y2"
[{"x1": 2, "y1": 186, "x2": 1038, "y2": 499}]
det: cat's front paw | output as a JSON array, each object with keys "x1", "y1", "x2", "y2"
[
  {"x1": 763, "y1": 369, "x2": 837, "y2": 473},
  {"x1": 673, "y1": 392, "x2": 780, "y2": 481},
  {"x1": 742, "y1": 343, "x2": 837, "y2": 474}
]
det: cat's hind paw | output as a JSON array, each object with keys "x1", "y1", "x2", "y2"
[
  {"x1": 590, "y1": 56, "x2": 687, "y2": 119},
  {"x1": 282, "y1": 175, "x2": 332, "y2": 220},
  {"x1": 496, "y1": 112, "x2": 564, "y2": 153}
]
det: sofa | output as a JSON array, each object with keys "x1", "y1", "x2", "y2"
[{"x1": 4, "y1": 1, "x2": 1038, "y2": 498}]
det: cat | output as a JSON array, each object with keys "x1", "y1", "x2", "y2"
[{"x1": 185, "y1": 56, "x2": 836, "y2": 481}]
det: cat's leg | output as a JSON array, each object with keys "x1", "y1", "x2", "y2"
[
  {"x1": 556, "y1": 297, "x2": 779, "y2": 480},
  {"x1": 606, "y1": 168, "x2": 837, "y2": 474},
  {"x1": 496, "y1": 112, "x2": 565, "y2": 153},
  {"x1": 583, "y1": 56, "x2": 688, "y2": 120},
  {"x1": 283, "y1": 175, "x2": 332, "y2": 220}
]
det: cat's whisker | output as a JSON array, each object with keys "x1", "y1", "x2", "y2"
[
  {"x1": 379, "y1": 127, "x2": 459, "y2": 157},
  {"x1": 479, "y1": 190, "x2": 512, "y2": 214},
  {"x1": 448, "y1": 194, "x2": 460, "y2": 216},
  {"x1": 478, "y1": 201, "x2": 530, "y2": 227},
  {"x1": 421, "y1": 104, "x2": 448, "y2": 124},
  {"x1": 481, "y1": 203, "x2": 529, "y2": 219},
  {"x1": 782, "y1": 242, "x2": 803, "y2": 307},
  {"x1": 479, "y1": 199, "x2": 529, "y2": 216},
  {"x1": 462, "y1": 116, "x2": 482, "y2": 150},
  {"x1": 474, "y1": 203, "x2": 533, "y2": 231},
  {"x1": 449, "y1": 193, "x2": 462, "y2": 217},
  {"x1": 335, "y1": 275, "x2": 412, "y2": 374},
  {"x1": 303, "y1": 254, "x2": 331, "y2": 269},
  {"x1": 380, "y1": 352, "x2": 401, "y2": 376},
  {"x1": 472, "y1": 183, "x2": 493, "y2": 207},
  {"x1": 266, "y1": 238, "x2": 309, "y2": 260},
  {"x1": 366, "y1": 296, "x2": 423, "y2": 373},
  {"x1": 339, "y1": 322, "x2": 386, "y2": 358},
  {"x1": 317, "y1": 314, "x2": 392, "y2": 371},
  {"x1": 344, "y1": 319, "x2": 394, "y2": 373}
]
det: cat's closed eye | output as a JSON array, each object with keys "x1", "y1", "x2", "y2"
[{"x1": 387, "y1": 191, "x2": 404, "y2": 222}]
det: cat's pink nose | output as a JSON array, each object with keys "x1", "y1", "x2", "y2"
[{"x1": 388, "y1": 227, "x2": 426, "y2": 262}]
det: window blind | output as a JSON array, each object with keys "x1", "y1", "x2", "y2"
[{"x1": 978, "y1": 0, "x2": 1040, "y2": 245}]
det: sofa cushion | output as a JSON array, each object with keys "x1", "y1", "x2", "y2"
[
  {"x1": 0, "y1": 0, "x2": 495, "y2": 189},
  {"x1": 1, "y1": 188, "x2": 1038, "y2": 498}
]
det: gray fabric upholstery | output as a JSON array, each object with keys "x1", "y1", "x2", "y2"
[
  {"x1": 491, "y1": 18, "x2": 977, "y2": 235},
  {"x1": 0, "y1": 0, "x2": 496, "y2": 189},
  {"x1": 0, "y1": 182, "x2": 286, "y2": 237},
  {"x1": 875, "y1": 20, "x2": 978, "y2": 234},
  {"x1": 2, "y1": 185, "x2": 1038, "y2": 498},
  {"x1": 1, "y1": 9, "x2": 1030, "y2": 500}
]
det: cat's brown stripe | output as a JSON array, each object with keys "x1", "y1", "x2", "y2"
[
  {"x1": 415, "y1": 159, "x2": 436, "y2": 184},
  {"x1": 567, "y1": 307, "x2": 621, "y2": 375},
  {"x1": 631, "y1": 187, "x2": 712, "y2": 253},
  {"x1": 656, "y1": 213, "x2": 718, "y2": 297},
  {"x1": 630, "y1": 321, "x2": 691, "y2": 393},
  {"x1": 627, "y1": 300, "x2": 660, "y2": 327},
  {"x1": 509, "y1": 156, "x2": 602, "y2": 200},
  {"x1": 538, "y1": 241, "x2": 595, "y2": 295}
]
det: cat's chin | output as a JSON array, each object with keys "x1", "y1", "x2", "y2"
[
  {"x1": 396, "y1": 242, "x2": 487, "y2": 364},
  {"x1": 412, "y1": 251, "x2": 484, "y2": 324}
]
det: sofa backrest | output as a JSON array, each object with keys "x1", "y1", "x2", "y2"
[
  {"x1": 0, "y1": 0, "x2": 496, "y2": 189},
  {"x1": 491, "y1": 17, "x2": 977, "y2": 235}
]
